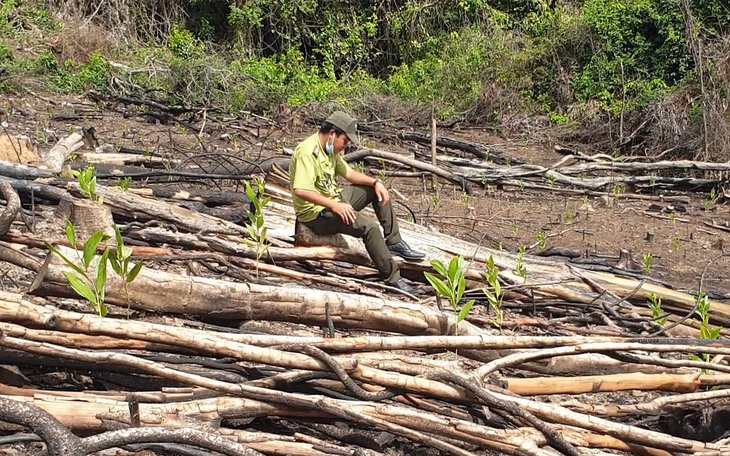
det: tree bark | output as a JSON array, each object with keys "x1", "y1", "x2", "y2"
[{"x1": 42, "y1": 132, "x2": 84, "y2": 173}]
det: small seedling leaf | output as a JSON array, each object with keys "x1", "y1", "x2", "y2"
[
  {"x1": 110, "y1": 260, "x2": 123, "y2": 276},
  {"x1": 63, "y1": 272, "x2": 96, "y2": 304},
  {"x1": 430, "y1": 259, "x2": 447, "y2": 276},
  {"x1": 46, "y1": 242, "x2": 87, "y2": 276},
  {"x1": 448, "y1": 256, "x2": 462, "y2": 283},
  {"x1": 127, "y1": 262, "x2": 144, "y2": 283},
  {"x1": 424, "y1": 272, "x2": 451, "y2": 299},
  {"x1": 457, "y1": 299, "x2": 476, "y2": 323},
  {"x1": 114, "y1": 225, "x2": 124, "y2": 254},
  {"x1": 65, "y1": 222, "x2": 77, "y2": 248},
  {"x1": 83, "y1": 231, "x2": 106, "y2": 269},
  {"x1": 96, "y1": 250, "x2": 109, "y2": 292},
  {"x1": 456, "y1": 274, "x2": 466, "y2": 302}
]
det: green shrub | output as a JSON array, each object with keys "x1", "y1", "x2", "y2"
[
  {"x1": 576, "y1": 0, "x2": 690, "y2": 114},
  {"x1": 0, "y1": 0, "x2": 19, "y2": 37},
  {"x1": 76, "y1": 52, "x2": 111, "y2": 91},
  {"x1": 168, "y1": 24, "x2": 204, "y2": 59}
]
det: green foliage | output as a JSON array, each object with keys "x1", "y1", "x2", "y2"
[
  {"x1": 689, "y1": 293, "x2": 722, "y2": 364},
  {"x1": 671, "y1": 236, "x2": 681, "y2": 252},
  {"x1": 108, "y1": 225, "x2": 144, "y2": 316},
  {"x1": 576, "y1": 0, "x2": 690, "y2": 114},
  {"x1": 76, "y1": 53, "x2": 111, "y2": 90},
  {"x1": 429, "y1": 195, "x2": 441, "y2": 213},
  {"x1": 642, "y1": 253, "x2": 653, "y2": 274},
  {"x1": 168, "y1": 24, "x2": 204, "y2": 59},
  {"x1": 536, "y1": 232, "x2": 547, "y2": 250},
  {"x1": 704, "y1": 187, "x2": 717, "y2": 211},
  {"x1": 647, "y1": 293, "x2": 667, "y2": 326},
  {"x1": 483, "y1": 256, "x2": 504, "y2": 328},
  {"x1": 424, "y1": 255, "x2": 475, "y2": 335},
  {"x1": 1, "y1": 0, "x2": 724, "y2": 131},
  {"x1": 0, "y1": 1, "x2": 57, "y2": 36},
  {"x1": 245, "y1": 177, "x2": 271, "y2": 279},
  {"x1": 45, "y1": 223, "x2": 143, "y2": 318},
  {"x1": 387, "y1": 26, "x2": 512, "y2": 118},
  {"x1": 514, "y1": 246, "x2": 527, "y2": 278},
  {"x1": 45, "y1": 223, "x2": 109, "y2": 317},
  {"x1": 73, "y1": 164, "x2": 102, "y2": 203},
  {"x1": 117, "y1": 177, "x2": 132, "y2": 191}
]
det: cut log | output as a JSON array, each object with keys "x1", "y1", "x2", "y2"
[
  {"x1": 68, "y1": 183, "x2": 247, "y2": 235},
  {"x1": 28, "y1": 250, "x2": 478, "y2": 336},
  {"x1": 41, "y1": 132, "x2": 84, "y2": 173},
  {"x1": 51, "y1": 193, "x2": 115, "y2": 240},
  {"x1": 75, "y1": 152, "x2": 177, "y2": 168},
  {"x1": 504, "y1": 372, "x2": 700, "y2": 395}
]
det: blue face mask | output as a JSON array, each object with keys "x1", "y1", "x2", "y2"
[{"x1": 325, "y1": 135, "x2": 335, "y2": 154}]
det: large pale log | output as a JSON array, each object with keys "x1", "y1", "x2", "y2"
[
  {"x1": 67, "y1": 183, "x2": 247, "y2": 235},
  {"x1": 0, "y1": 321, "x2": 181, "y2": 352},
  {"x1": 260, "y1": 179, "x2": 724, "y2": 324},
  {"x1": 2, "y1": 393, "x2": 672, "y2": 456},
  {"x1": 41, "y1": 132, "x2": 84, "y2": 173},
  {"x1": 28, "y1": 250, "x2": 472, "y2": 336},
  {"x1": 504, "y1": 372, "x2": 700, "y2": 395},
  {"x1": 0, "y1": 395, "x2": 330, "y2": 456},
  {"x1": 0, "y1": 296, "x2": 719, "y2": 399},
  {"x1": 0, "y1": 297, "x2": 721, "y2": 454}
]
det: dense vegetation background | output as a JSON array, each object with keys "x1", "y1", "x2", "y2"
[{"x1": 1, "y1": 0, "x2": 730, "y2": 160}]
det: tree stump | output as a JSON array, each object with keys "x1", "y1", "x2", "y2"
[{"x1": 53, "y1": 194, "x2": 115, "y2": 242}]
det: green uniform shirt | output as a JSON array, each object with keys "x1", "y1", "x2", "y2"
[{"x1": 289, "y1": 133, "x2": 351, "y2": 222}]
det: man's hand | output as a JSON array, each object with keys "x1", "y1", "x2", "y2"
[
  {"x1": 331, "y1": 202, "x2": 357, "y2": 225},
  {"x1": 374, "y1": 181, "x2": 390, "y2": 206}
]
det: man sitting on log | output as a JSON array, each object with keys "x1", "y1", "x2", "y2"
[{"x1": 289, "y1": 111, "x2": 425, "y2": 296}]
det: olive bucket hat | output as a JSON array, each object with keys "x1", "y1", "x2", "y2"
[{"x1": 325, "y1": 111, "x2": 360, "y2": 146}]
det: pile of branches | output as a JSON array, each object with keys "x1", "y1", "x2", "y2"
[{"x1": 0, "y1": 95, "x2": 728, "y2": 455}]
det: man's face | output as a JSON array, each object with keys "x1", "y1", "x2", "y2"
[{"x1": 331, "y1": 131, "x2": 351, "y2": 155}]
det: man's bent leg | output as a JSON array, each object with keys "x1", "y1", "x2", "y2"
[
  {"x1": 304, "y1": 210, "x2": 401, "y2": 285},
  {"x1": 340, "y1": 185, "x2": 402, "y2": 245},
  {"x1": 341, "y1": 213, "x2": 400, "y2": 285}
]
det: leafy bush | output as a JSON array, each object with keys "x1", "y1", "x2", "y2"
[
  {"x1": 576, "y1": 0, "x2": 690, "y2": 114},
  {"x1": 168, "y1": 24, "x2": 204, "y2": 59}
]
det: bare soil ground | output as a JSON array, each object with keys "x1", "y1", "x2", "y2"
[{"x1": 390, "y1": 140, "x2": 730, "y2": 297}]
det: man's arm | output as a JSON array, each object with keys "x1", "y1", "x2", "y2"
[
  {"x1": 292, "y1": 188, "x2": 338, "y2": 210},
  {"x1": 344, "y1": 168, "x2": 390, "y2": 205},
  {"x1": 293, "y1": 188, "x2": 357, "y2": 225},
  {"x1": 344, "y1": 168, "x2": 378, "y2": 187}
]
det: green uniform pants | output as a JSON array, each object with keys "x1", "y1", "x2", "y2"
[{"x1": 303, "y1": 185, "x2": 403, "y2": 285}]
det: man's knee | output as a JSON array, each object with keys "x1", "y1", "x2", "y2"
[{"x1": 353, "y1": 215, "x2": 379, "y2": 238}]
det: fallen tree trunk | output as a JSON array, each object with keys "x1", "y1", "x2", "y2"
[
  {"x1": 41, "y1": 132, "x2": 84, "y2": 173},
  {"x1": 28, "y1": 250, "x2": 475, "y2": 336},
  {"x1": 67, "y1": 183, "x2": 247, "y2": 235}
]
